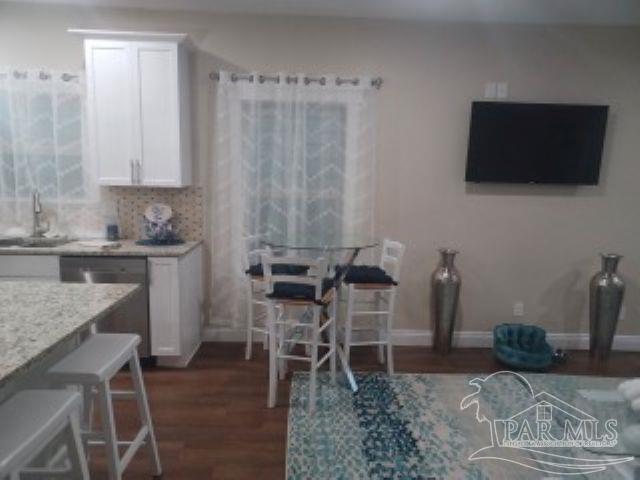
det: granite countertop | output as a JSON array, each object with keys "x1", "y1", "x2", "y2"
[
  {"x1": 0, "y1": 281, "x2": 140, "y2": 386},
  {"x1": 0, "y1": 239, "x2": 201, "y2": 257}
]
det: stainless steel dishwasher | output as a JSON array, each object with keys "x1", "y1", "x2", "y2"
[{"x1": 60, "y1": 256, "x2": 150, "y2": 358}]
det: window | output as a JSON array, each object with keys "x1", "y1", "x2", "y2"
[
  {"x1": 242, "y1": 100, "x2": 347, "y2": 245},
  {"x1": 0, "y1": 69, "x2": 104, "y2": 237},
  {"x1": 211, "y1": 72, "x2": 377, "y2": 327},
  {"x1": 0, "y1": 70, "x2": 87, "y2": 203}
]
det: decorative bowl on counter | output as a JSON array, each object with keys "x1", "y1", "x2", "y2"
[
  {"x1": 144, "y1": 203, "x2": 173, "y2": 224},
  {"x1": 138, "y1": 203, "x2": 184, "y2": 246}
]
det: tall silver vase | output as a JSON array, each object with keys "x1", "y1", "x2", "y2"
[
  {"x1": 589, "y1": 253, "x2": 625, "y2": 361},
  {"x1": 431, "y1": 248, "x2": 461, "y2": 354}
]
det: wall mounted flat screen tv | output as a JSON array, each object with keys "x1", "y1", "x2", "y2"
[{"x1": 465, "y1": 101, "x2": 609, "y2": 185}]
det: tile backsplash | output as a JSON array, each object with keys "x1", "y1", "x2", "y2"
[{"x1": 110, "y1": 186, "x2": 204, "y2": 241}]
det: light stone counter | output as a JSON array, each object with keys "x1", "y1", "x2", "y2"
[
  {"x1": 0, "y1": 281, "x2": 140, "y2": 387},
  {"x1": 0, "y1": 239, "x2": 201, "y2": 257}
]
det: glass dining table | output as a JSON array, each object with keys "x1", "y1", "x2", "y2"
[{"x1": 261, "y1": 234, "x2": 379, "y2": 392}]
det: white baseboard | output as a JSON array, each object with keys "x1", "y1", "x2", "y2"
[
  {"x1": 203, "y1": 326, "x2": 640, "y2": 352},
  {"x1": 156, "y1": 341, "x2": 202, "y2": 368},
  {"x1": 203, "y1": 327, "x2": 247, "y2": 342}
]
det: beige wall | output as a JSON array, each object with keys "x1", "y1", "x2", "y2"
[{"x1": 1, "y1": 2, "x2": 639, "y2": 335}]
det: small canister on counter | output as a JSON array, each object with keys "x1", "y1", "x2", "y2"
[{"x1": 106, "y1": 223, "x2": 119, "y2": 241}]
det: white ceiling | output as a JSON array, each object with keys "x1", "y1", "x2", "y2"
[{"x1": 5, "y1": 0, "x2": 640, "y2": 25}]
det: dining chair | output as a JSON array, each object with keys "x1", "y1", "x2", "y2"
[
  {"x1": 242, "y1": 234, "x2": 271, "y2": 360},
  {"x1": 341, "y1": 238, "x2": 405, "y2": 374},
  {"x1": 261, "y1": 252, "x2": 337, "y2": 413},
  {"x1": 243, "y1": 235, "x2": 310, "y2": 361}
]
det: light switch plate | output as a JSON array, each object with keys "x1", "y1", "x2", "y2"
[
  {"x1": 513, "y1": 301, "x2": 525, "y2": 317},
  {"x1": 484, "y1": 82, "x2": 497, "y2": 99},
  {"x1": 496, "y1": 82, "x2": 509, "y2": 99}
]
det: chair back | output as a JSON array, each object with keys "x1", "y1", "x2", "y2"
[
  {"x1": 379, "y1": 238, "x2": 405, "y2": 283},
  {"x1": 242, "y1": 233, "x2": 269, "y2": 274},
  {"x1": 261, "y1": 252, "x2": 328, "y2": 302}
]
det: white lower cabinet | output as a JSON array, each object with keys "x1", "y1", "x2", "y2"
[{"x1": 148, "y1": 245, "x2": 203, "y2": 366}]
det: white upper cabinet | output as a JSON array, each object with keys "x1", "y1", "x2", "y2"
[{"x1": 73, "y1": 30, "x2": 193, "y2": 187}]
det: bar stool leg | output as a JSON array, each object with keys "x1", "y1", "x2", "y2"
[
  {"x1": 267, "y1": 303, "x2": 278, "y2": 408},
  {"x1": 64, "y1": 413, "x2": 90, "y2": 480},
  {"x1": 278, "y1": 313, "x2": 287, "y2": 381},
  {"x1": 129, "y1": 349, "x2": 162, "y2": 477},
  {"x1": 309, "y1": 308, "x2": 319, "y2": 413},
  {"x1": 344, "y1": 284, "x2": 355, "y2": 364},
  {"x1": 97, "y1": 381, "x2": 121, "y2": 480},
  {"x1": 262, "y1": 314, "x2": 269, "y2": 350},
  {"x1": 81, "y1": 385, "x2": 94, "y2": 455},
  {"x1": 245, "y1": 282, "x2": 254, "y2": 361},
  {"x1": 376, "y1": 292, "x2": 385, "y2": 365},
  {"x1": 386, "y1": 290, "x2": 396, "y2": 375},
  {"x1": 329, "y1": 300, "x2": 337, "y2": 384}
]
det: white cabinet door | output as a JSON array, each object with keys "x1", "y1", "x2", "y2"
[
  {"x1": 133, "y1": 42, "x2": 182, "y2": 186},
  {"x1": 80, "y1": 31, "x2": 192, "y2": 188},
  {"x1": 149, "y1": 245, "x2": 202, "y2": 367},
  {"x1": 148, "y1": 258, "x2": 180, "y2": 356},
  {"x1": 85, "y1": 40, "x2": 135, "y2": 186}
]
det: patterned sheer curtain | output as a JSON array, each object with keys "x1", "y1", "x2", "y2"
[
  {"x1": 211, "y1": 72, "x2": 377, "y2": 327},
  {"x1": 0, "y1": 68, "x2": 105, "y2": 238}
]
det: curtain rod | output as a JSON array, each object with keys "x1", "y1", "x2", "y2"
[
  {"x1": 209, "y1": 71, "x2": 383, "y2": 89},
  {"x1": 0, "y1": 70, "x2": 79, "y2": 82}
]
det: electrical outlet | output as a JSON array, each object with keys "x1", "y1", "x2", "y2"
[
  {"x1": 496, "y1": 82, "x2": 509, "y2": 99},
  {"x1": 513, "y1": 301, "x2": 525, "y2": 317},
  {"x1": 484, "y1": 82, "x2": 497, "y2": 99}
]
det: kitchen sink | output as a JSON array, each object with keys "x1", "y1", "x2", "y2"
[
  {"x1": 0, "y1": 236, "x2": 70, "y2": 248},
  {"x1": 0, "y1": 237, "x2": 24, "y2": 247}
]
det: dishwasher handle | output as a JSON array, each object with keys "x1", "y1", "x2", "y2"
[
  {"x1": 79, "y1": 268, "x2": 130, "y2": 274},
  {"x1": 65, "y1": 269, "x2": 145, "y2": 285}
]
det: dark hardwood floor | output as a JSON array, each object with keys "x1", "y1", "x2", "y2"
[{"x1": 92, "y1": 343, "x2": 640, "y2": 479}]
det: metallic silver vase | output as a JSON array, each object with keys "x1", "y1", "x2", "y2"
[
  {"x1": 589, "y1": 253, "x2": 625, "y2": 361},
  {"x1": 431, "y1": 248, "x2": 461, "y2": 354}
]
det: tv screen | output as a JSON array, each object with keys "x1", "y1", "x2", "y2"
[{"x1": 465, "y1": 101, "x2": 609, "y2": 185}]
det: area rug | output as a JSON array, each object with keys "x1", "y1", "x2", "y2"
[{"x1": 287, "y1": 372, "x2": 636, "y2": 480}]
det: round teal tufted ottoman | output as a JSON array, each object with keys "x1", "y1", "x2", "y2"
[{"x1": 493, "y1": 323, "x2": 554, "y2": 371}]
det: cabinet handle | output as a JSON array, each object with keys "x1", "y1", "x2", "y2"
[
  {"x1": 130, "y1": 159, "x2": 135, "y2": 184},
  {"x1": 136, "y1": 160, "x2": 142, "y2": 184}
]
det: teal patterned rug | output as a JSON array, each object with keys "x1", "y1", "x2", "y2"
[{"x1": 287, "y1": 372, "x2": 638, "y2": 479}]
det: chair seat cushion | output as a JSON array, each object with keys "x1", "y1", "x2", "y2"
[
  {"x1": 335, "y1": 265, "x2": 397, "y2": 285},
  {"x1": 493, "y1": 323, "x2": 553, "y2": 371},
  {"x1": 266, "y1": 278, "x2": 334, "y2": 304},
  {"x1": 245, "y1": 263, "x2": 309, "y2": 277}
]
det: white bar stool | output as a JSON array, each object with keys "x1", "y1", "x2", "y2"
[
  {"x1": 242, "y1": 235, "x2": 271, "y2": 360},
  {"x1": 342, "y1": 239, "x2": 405, "y2": 375},
  {"x1": 0, "y1": 390, "x2": 89, "y2": 479},
  {"x1": 48, "y1": 333, "x2": 161, "y2": 480},
  {"x1": 243, "y1": 236, "x2": 307, "y2": 361},
  {"x1": 262, "y1": 252, "x2": 337, "y2": 413}
]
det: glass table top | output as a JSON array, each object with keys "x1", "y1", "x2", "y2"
[{"x1": 261, "y1": 234, "x2": 378, "y2": 251}]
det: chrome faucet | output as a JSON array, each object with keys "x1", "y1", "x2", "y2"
[{"x1": 32, "y1": 190, "x2": 49, "y2": 237}]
